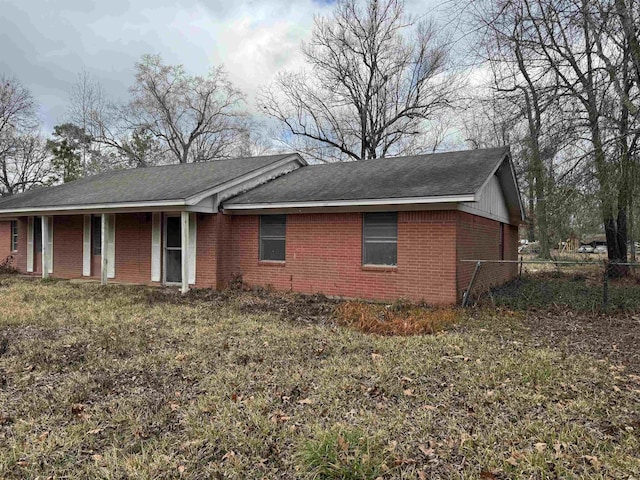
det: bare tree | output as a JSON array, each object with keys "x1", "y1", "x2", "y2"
[
  {"x1": 0, "y1": 75, "x2": 37, "y2": 156},
  {"x1": 466, "y1": 0, "x2": 636, "y2": 263},
  {"x1": 259, "y1": 0, "x2": 457, "y2": 162},
  {"x1": 0, "y1": 133, "x2": 50, "y2": 195},
  {"x1": 0, "y1": 75, "x2": 48, "y2": 196},
  {"x1": 125, "y1": 54, "x2": 246, "y2": 164},
  {"x1": 67, "y1": 68, "x2": 107, "y2": 176}
]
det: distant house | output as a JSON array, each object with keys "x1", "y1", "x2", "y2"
[{"x1": 0, "y1": 147, "x2": 524, "y2": 304}]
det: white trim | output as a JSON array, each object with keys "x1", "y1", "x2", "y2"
[
  {"x1": 224, "y1": 194, "x2": 476, "y2": 211},
  {"x1": 82, "y1": 215, "x2": 91, "y2": 277},
  {"x1": 163, "y1": 213, "x2": 181, "y2": 286},
  {"x1": 100, "y1": 214, "x2": 108, "y2": 285},
  {"x1": 185, "y1": 155, "x2": 305, "y2": 205},
  {"x1": 477, "y1": 151, "x2": 509, "y2": 193},
  {"x1": 181, "y1": 211, "x2": 190, "y2": 294},
  {"x1": 47, "y1": 216, "x2": 53, "y2": 274},
  {"x1": 506, "y1": 156, "x2": 526, "y2": 221},
  {"x1": 26, "y1": 217, "x2": 34, "y2": 273},
  {"x1": 106, "y1": 214, "x2": 115, "y2": 278},
  {"x1": 0, "y1": 200, "x2": 186, "y2": 215},
  {"x1": 151, "y1": 212, "x2": 162, "y2": 282},
  {"x1": 188, "y1": 212, "x2": 196, "y2": 285},
  {"x1": 41, "y1": 216, "x2": 49, "y2": 278}
]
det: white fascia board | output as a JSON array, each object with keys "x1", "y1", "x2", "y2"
[
  {"x1": 224, "y1": 194, "x2": 476, "y2": 211},
  {"x1": 185, "y1": 155, "x2": 305, "y2": 206},
  {"x1": 476, "y1": 151, "x2": 509, "y2": 193},
  {"x1": 0, "y1": 199, "x2": 186, "y2": 216},
  {"x1": 477, "y1": 150, "x2": 526, "y2": 223},
  {"x1": 507, "y1": 157, "x2": 526, "y2": 221}
]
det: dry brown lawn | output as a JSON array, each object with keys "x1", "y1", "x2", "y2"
[{"x1": 0, "y1": 276, "x2": 639, "y2": 479}]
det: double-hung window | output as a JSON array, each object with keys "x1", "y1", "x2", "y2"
[
  {"x1": 10, "y1": 220, "x2": 18, "y2": 252},
  {"x1": 362, "y1": 213, "x2": 397, "y2": 266},
  {"x1": 260, "y1": 215, "x2": 286, "y2": 261}
]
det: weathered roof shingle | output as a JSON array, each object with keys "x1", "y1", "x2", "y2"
[
  {"x1": 225, "y1": 147, "x2": 509, "y2": 205},
  {"x1": 0, "y1": 154, "x2": 295, "y2": 210}
]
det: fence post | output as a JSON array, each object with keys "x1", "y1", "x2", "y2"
[
  {"x1": 519, "y1": 255, "x2": 523, "y2": 278},
  {"x1": 462, "y1": 261, "x2": 482, "y2": 307},
  {"x1": 602, "y1": 263, "x2": 609, "y2": 311}
]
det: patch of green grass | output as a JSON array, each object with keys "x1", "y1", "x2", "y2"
[
  {"x1": 0, "y1": 276, "x2": 638, "y2": 478},
  {"x1": 298, "y1": 428, "x2": 392, "y2": 479}
]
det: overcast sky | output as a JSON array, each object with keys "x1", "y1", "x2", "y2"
[{"x1": 0, "y1": 0, "x2": 448, "y2": 132}]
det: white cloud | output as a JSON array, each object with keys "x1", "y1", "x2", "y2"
[{"x1": 0, "y1": 0, "x2": 444, "y2": 130}]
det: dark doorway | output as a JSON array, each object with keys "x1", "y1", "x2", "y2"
[{"x1": 165, "y1": 216, "x2": 182, "y2": 283}]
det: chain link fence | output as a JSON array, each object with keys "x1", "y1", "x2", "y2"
[{"x1": 461, "y1": 258, "x2": 640, "y2": 311}]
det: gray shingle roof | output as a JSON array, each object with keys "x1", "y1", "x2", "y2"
[
  {"x1": 225, "y1": 147, "x2": 510, "y2": 205},
  {"x1": 0, "y1": 154, "x2": 295, "y2": 210}
]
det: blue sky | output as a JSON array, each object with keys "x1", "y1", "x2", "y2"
[{"x1": 0, "y1": 0, "x2": 446, "y2": 131}]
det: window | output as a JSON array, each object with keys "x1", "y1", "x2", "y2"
[
  {"x1": 92, "y1": 215, "x2": 102, "y2": 256},
  {"x1": 363, "y1": 212, "x2": 397, "y2": 266},
  {"x1": 260, "y1": 215, "x2": 286, "y2": 261},
  {"x1": 34, "y1": 216, "x2": 42, "y2": 253},
  {"x1": 10, "y1": 221, "x2": 17, "y2": 252},
  {"x1": 499, "y1": 222, "x2": 505, "y2": 260}
]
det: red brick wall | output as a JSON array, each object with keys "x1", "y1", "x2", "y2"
[
  {"x1": 3, "y1": 210, "x2": 519, "y2": 304},
  {"x1": 227, "y1": 211, "x2": 459, "y2": 304},
  {"x1": 0, "y1": 219, "x2": 27, "y2": 272},
  {"x1": 456, "y1": 211, "x2": 518, "y2": 299},
  {"x1": 195, "y1": 214, "x2": 217, "y2": 288},
  {"x1": 52, "y1": 215, "x2": 84, "y2": 278},
  {"x1": 0, "y1": 221, "x2": 11, "y2": 266}
]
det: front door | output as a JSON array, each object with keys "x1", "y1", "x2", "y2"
[{"x1": 165, "y1": 216, "x2": 182, "y2": 283}]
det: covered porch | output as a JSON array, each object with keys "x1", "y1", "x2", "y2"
[{"x1": 19, "y1": 210, "x2": 199, "y2": 294}]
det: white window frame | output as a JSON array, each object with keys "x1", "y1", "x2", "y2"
[
  {"x1": 362, "y1": 212, "x2": 398, "y2": 266},
  {"x1": 259, "y1": 215, "x2": 286, "y2": 262},
  {"x1": 10, "y1": 220, "x2": 18, "y2": 252},
  {"x1": 163, "y1": 214, "x2": 181, "y2": 285}
]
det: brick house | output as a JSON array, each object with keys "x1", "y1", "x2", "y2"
[{"x1": 0, "y1": 147, "x2": 524, "y2": 304}]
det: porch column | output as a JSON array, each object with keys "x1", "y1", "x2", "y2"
[
  {"x1": 181, "y1": 211, "x2": 190, "y2": 294},
  {"x1": 41, "y1": 216, "x2": 49, "y2": 279},
  {"x1": 101, "y1": 214, "x2": 108, "y2": 285}
]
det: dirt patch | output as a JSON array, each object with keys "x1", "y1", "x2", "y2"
[
  {"x1": 523, "y1": 308, "x2": 640, "y2": 374},
  {"x1": 138, "y1": 283, "x2": 341, "y2": 325},
  {"x1": 236, "y1": 289, "x2": 339, "y2": 324}
]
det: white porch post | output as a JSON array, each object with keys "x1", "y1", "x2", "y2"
[
  {"x1": 181, "y1": 211, "x2": 190, "y2": 294},
  {"x1": 41, "y1": 216, "x2": 49, "y2": 279},
  {"x1": 101, "y1": 213, "x2": 108, "y2": 285}
]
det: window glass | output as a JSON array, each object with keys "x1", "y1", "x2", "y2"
[
  {"x1": 11, "y1": 221, "x2": 18, "y2": 251},
  {"x1": 363, "y1": 213, "x2": 397, "y2": 265},
  {"x1": 92, "y1": 216, "x2": 102, "y2": 256},
  {"x1": 260, "y1": 215, "x2": 286, "y2": 261},
  {"x1": 34, "y1": 217, "x2": 42, "y2": 253},
  {"x1": 166, "y1": 217, "x2": 181, "y2": 248}
]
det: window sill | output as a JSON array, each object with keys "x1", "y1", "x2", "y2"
[
  {"x1": 258, "y1": 260, "x2": 286, "y2": 267},
  {"x1": 361, "y1": 264, "x2": 398, "y2": 272}
]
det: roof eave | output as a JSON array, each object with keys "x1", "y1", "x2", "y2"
[
  {"x1": 223, "y1": 194, "x2": 476, "y2": 213},
  {"x1": 0, "y1": 199, "x2": 189, "y2": 217}
]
